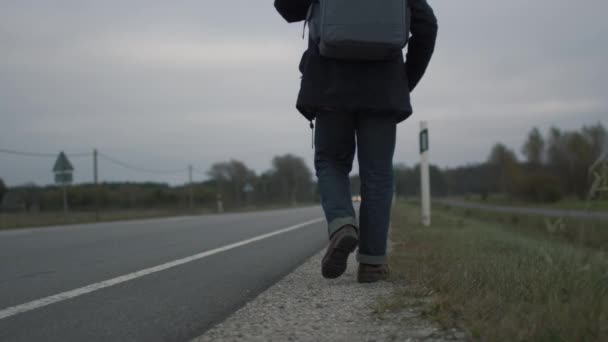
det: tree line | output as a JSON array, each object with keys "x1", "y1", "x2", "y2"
[
  {"x1": 0, "y1": 178, "x2": 6, "y2": 207},
  {"x1": 433, "y1": 122, "x2": 606, "y2": 202},
  {"x1": 0, "y1": 154, "x2": 315, "y2": 212},
  {"x1": 1, "y1": 123, "x2": 605, "y2": 212}
]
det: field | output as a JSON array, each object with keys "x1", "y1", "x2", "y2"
[
  {"x1": 0, "y1": 203, "x2": 313, "y2": 230},
  {"x1": 382, "y1": 201, "x2": 608, "y2": 341},
  {"x1": 456, "y1": 193, "x2": 608, "y2": 212},
  {"x1": 0, "y1": 209, "x2": 211, "y2": 230}
]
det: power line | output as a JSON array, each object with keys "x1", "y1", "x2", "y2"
[
  {"x1": 1, "y1": 147, "x2": 200, "y2": 177},
  {"x1": 0, "y1": 148, "x2": 91, "y2": 158},
  {"x1": 66, "y1": 152, "x2": 93, "y2": 158},
  {"x1": 98, "y1": 152, "x2": 188, "y2": 175},
  {"x1": 0, "y1": 148, "x2": 55, "y2": 158}
]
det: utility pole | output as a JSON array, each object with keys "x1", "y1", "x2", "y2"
[
  {"x1": 420, "y1": 121, "x2": 431, "y2": 226},
  {"x1": 94, "y1": 149, "x2": 99, "y2": 221},
  {"x1": 188, "y1": 164, "x2": 194, "y2": 210},
  {"x1": 62, "y1": 184, "x2": 69, "y2": 217}
]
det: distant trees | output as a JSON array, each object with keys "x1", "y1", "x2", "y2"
[
  {"x1": 394, "y1": 164, "x2": 417, "y2": 197},
  {"x1": 271, "y1": 154, "x2": 313, "y2": 206},
  {"x1": 208, "y1": 160, "x2": 257, "y2": 206},
  {"x1": 517, "y1": 172, "x2": 562, "y2": 203},
  {"x1": 428, "y1": 165, "x2": 449, "y2": 197},
  {"x1": 583, "y1": 124, "x2": 608, "y2": 159},
  {"x1": 443, "y1": 163, "x2": 496, "y2": 198},
  {"x1": 0, "y1": 178, "x2": 6, "y2": 204},
  {"x1": 487, "y1": 143, "x2": 521, "y2": 196},
  {"x1": 518, "y1": 127, "x2": 561, "y2": 202},
  {"x1": 440, "y1": 123, "x2": 606, "y2": 203},
  {"x1": 393, "y1": 163, "x2": 448, "y2": 197},
  {"x1": 2, "y1": 123, "x2": 604, "y2": 212},
  {"x1": 522, "y1": 127, "x2": 545, "y2": 166},
  {"x1": 350, "y1": 123, "x2": 605, "y2": 203},
  {"x1": 1, "y1": 154, "x2": 317, "y2": 213},
  {"x1": 207, "y1": 155, "x2": 314, "y2": 208},
  {"x1": 545, "y1": 123, "x2": 607, "y2": 198}
]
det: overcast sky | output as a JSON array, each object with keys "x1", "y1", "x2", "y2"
[{"x1": 1, "y1": 0, "x2": 607, "y2": 186}]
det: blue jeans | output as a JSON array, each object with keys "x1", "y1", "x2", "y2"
[{"x1": 314, "y1": 111, "x2": 396, "y2": 265}]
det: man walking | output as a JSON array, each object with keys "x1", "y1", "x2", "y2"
[{"x1": 274, "y1": 0, "x2": 438, "y2": 283}]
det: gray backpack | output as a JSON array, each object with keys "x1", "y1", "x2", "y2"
[{"x1": 306, "y1": 0, "x2": 410, "y2": 61}]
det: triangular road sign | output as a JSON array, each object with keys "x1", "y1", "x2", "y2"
[{"x1": 53, "y1": 152, "x2": 74, "y2": 173}]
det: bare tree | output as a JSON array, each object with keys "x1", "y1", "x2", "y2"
[
  {"x1": 546, "y1": 125, "x2": 606, "y2": 198},
  {"x1": 208, "y1": 160, "x2": 257, "y2": 206},
  {"x1": 488, "y1": 143, "x2": 521, "y2": 195},
  {"x1": 522, "y1": 127, "x2": 545, "y2": 166},
  {"x1": 271, "y1": 154, "x2": 313, "y2": 206},
  {"x1": 582, "y1": 123, "x2": 607, "y2": 160}
]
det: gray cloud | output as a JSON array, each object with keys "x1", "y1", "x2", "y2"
[{"x1": 1, "y1": 0, "x2": 607, "y2": 186}]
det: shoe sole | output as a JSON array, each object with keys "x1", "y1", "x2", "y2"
[
  {"x1": 321, "y1": 234, "x2": 358, "y2": 279},
  {"x1": 357, "y1": 273, "x2": 389, "y2": 283},
  {"x1": 357, "y1": 266, "x2": 390, "y2": 283}
]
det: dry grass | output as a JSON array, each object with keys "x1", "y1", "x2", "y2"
[
  {"x1": 386, "y1": 201, "x2": 608, "y2": 341},
  {"x1": 456, "y1": 195, "x2": 608, "y2": 212},
  {"x1": 0, "y1": 209, "x2": 209, "y2": 230},
  {"x1": 0, "y1": 203, "x2": 314, "y2": 230},
  {"x1": 438, "y1": 204, "x2": 607, "y2": 251}
]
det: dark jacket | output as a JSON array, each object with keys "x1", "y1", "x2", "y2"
[{"x1": 274, "y1": 0, "x2": 438, "y2": 123}]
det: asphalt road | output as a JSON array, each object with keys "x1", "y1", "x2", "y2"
[
  {"x1": 439, "y1": 199, "x2": 608, "y2": 221},
  {"x1": 0, "y1": 207, "x2": 327, "y2": 342}
]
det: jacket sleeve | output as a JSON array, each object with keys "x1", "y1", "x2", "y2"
[
  {"x1": 405, "y1": 0, "x2": 438, "y2": 92},
  {"x1": 274, "y1": 0, "x2": 312, "y2": 23}
]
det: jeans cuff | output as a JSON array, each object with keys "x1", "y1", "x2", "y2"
[
  {"x1": 328, "y1": 217, "x2": 358, "y2": 238},
  {"x1": 357, "y1": 253, "x2": 388, "y2": 265}
]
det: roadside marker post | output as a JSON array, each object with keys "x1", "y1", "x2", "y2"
[
  {"x1": 217, "y1": 193, "x2": 224, "y2": 214},
  {"x1": 420, "y1": 122, "x2": 431, "y2": 226}
]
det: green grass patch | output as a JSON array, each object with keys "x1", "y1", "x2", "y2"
[
  {"x1": 0, "y1": 209, "x2": 210, "y2": 230},
  {"x1": 387, "y1": 201, "x2": 608, "y2": 341},
  {"x1": 455, "y1": 194, "x2": 608, "y2": 212},
  {"x1": 439, "y1": 204, "x2": 607, "y2": 251}
]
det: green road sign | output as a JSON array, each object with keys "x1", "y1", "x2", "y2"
[
  {"x1": 55, "y1": 172, "x2": 73, "y2": 184},
  {"x1": 420, "y1": 129, "x2": 429, "y2": 154},
  {"x1": 53, "y1": 152, "x2": 74, "y2": 185},
  {"x1": 53, "y1": 152, "x2": 74, "y2": 173}
]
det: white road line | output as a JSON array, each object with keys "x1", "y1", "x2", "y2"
[{"x1": 0, "y1": 217, "x2": 325, "y2": 321}]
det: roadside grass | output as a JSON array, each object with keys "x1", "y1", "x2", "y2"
[
  {"x1": 439, "y1": 204, "x2": 607, "y2": 251},
  {"x1": 454, "y1": 194, "x2": 608, "y2": 212},
  {"x1": 0, "y1": 209, "x2": 211, "y2": 230},
  {"x1": 383, "y1": 201, "x2": 608, "y2": 341},
  {"x1": 0, "y1": 203, "x2": 317, "y2": 230}
]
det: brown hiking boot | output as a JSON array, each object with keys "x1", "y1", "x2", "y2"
[
  {"x1": 357, "y1": 263, "x2": 390, "y2": 283},
  {"x1": 321, "y1": 225, "x2": 359, "y2": 279}
]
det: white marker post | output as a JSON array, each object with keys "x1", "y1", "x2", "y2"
[{"x1": 420, "y1": 122, "x2": 431, "y2": 226}]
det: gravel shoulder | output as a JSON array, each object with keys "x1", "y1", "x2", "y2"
[{"x1": 193, "y1": 251, "x2": 465, "y2": 342}]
